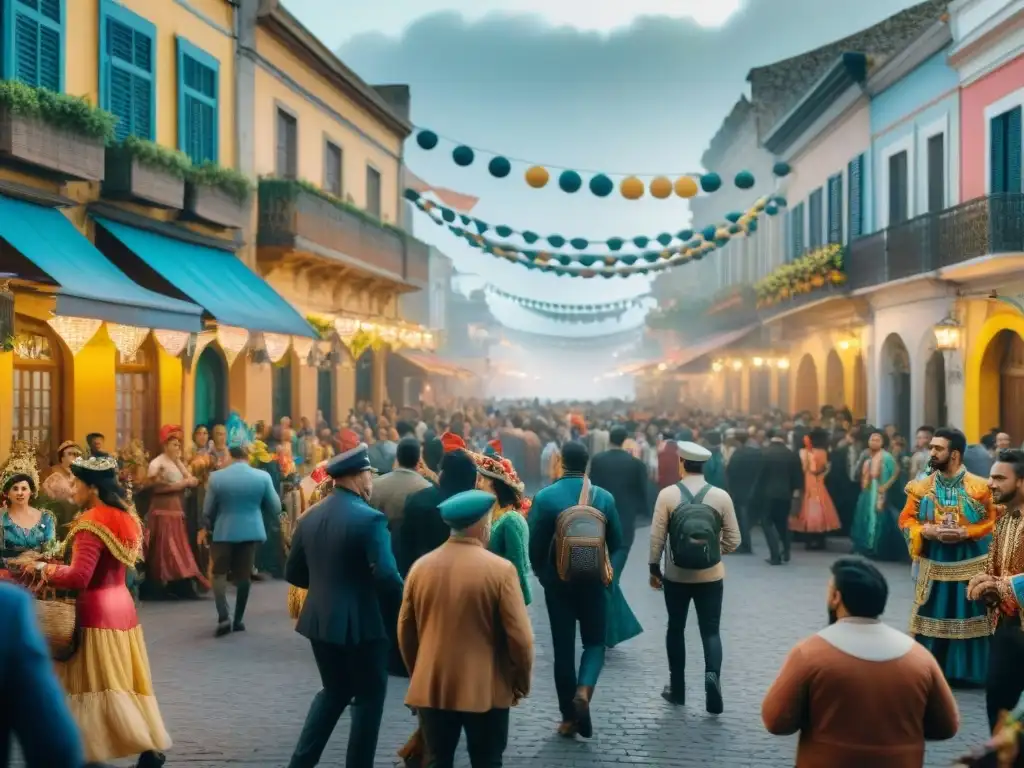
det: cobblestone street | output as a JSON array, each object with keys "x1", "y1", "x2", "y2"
[{"x1": 93, "y1": 531, "x2": 986, "y2": 767}]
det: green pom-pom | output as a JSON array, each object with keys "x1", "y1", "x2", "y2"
[
  {"x1": 578, "y1": 256, "x2": 597, "y2": 267},
  {"x1": 474, "y1": 219, "x2": 488, "y2": 234},
  {"x1": 441, "y1": 208, "x2": 456, "y2": 223},
  {"x1": 620, "y1": 255, "x2": 638, "y2": 266},
  {"x1": 656, "y1": 233, "x2": 673, "y2": 246},
  {"x1": 748, "y1": 220, "x2": 759, "y2": 232},
  {"x1": 416, "y1": 130, "x2": 439, "y2": 150},
  {"x1": 557, "y1": 255, "x2": 572, "y2": 266},
  {"x1": 701, "y1": 225, "x2": 717, "y2": 241},
  {"x1": 403, "y1": 188, "x2": 420, "y2": 201},
  {"x1": 700, "y1": 172, "x2": 722, "y2": 193},
  {"x1": 677, "y1": 229, "x2": 694, "y2": 240},
  {"x1": 725, "y1": 211, "x2": 742, "y2": 223},
  {"x1": 559, "y1": 170, "x2": 583, "y2": 193},
  {"x1": 735, "y1": 170, "x2": 755, "y2": 189},
  {"x1": 548, "y1": 235, "x2": 566, "y2": 248},
  {"x1": 459, "y1": 214, "x2": 471, "y2": 226},
  {"x1": 765, "y1": 203, "x2": 779, "y2": 216},
  {"x1": 589, "y1": 174, "x2": 614, "y2": 197},
  {"x1": 600, "y1": 271, "x2": 615, "y2": 279},
  {"x1": 452, "y1": 145, "x2": 475, "y2": 166},
  {"x1": 633, "y1": 236, "x2": 650, "y2": 248},
  {"x1": 488, "y1": 156, "x2": 511, "y2": 178},
  {"x1": 715, "y1": 237, "x2": 730, "y2": 247},
  {"x1": 773, "y1": 161, "x2": 791, "y2": 177},
  {"x1": 522, "y1": 231, "x2": 539, "y2": 244},
  {"x1": 606, "y1": 237, "x2": 624, "y2": 251},
  {"x1": 571, "y1": 237, "x2": 589, "y2": 250},
  {"x1": 643, "y1": 252, "x2": 659, "y2": 263},
  {"x1": 495, "y1": 225, "x2": 513, "y2": 238},
  {"x1": 772, "y1": 195, "x2": 788, "y2": 208},
  {"x1": 728, "y1": 224, "x2": 741, "y2": 234}
]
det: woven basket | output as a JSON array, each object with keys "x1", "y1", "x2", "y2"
[{"x1": 36, "y1": 589, "x2": 79, "y2": 661}]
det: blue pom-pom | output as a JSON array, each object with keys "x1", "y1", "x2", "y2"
[
  {"x1": 416, "y1": 130, "x2": 439, "y2": 150},
  {"x1": 715, "y1": 237, "x2": 731, "y2": 247},
  {"x1": 735, "y1": 170, "x2": 755, "y2": 189},
  {"x1": 773, "y1": 161, "x2": 791, "y2": 177},
  {"x1": 403, "y1": 188, "x2": 420, "y2": 201},
  {"x1": 748, "y1": 220, "x2": 759, "y2": 232},
  {"x1": 725, "y1": 211, "x2": 742, "y2": 223},
  {"x1": 548, "y1": 235, "x2": 566, "y2": 248},
  {"x1": 633, "y1": 236, "x2": 650, "y2": 248},
  {"x1": 441, "y1": 208, "x2": 456, "y2": 223},
  {"x1": 522, "y1": 231, "x2": 539, "y2": 244},
  {"x1": 700, "y1": 172, "x2": 722, "y2": 193},
  {"x1": 559, "y1": 170, "x2": 583, "y2": 194},
  {"x1": 589, "y1": 174, "x2": 614, "y2": 197},
  {"x1": 620, "y1": 255, "x2": 638, "y2": 266},
  {"x1": 606, "y1": 237, "x2": 624, "y2": 251},
  {"x1": 677, "y1": 229, "x2": 694, "y2": 241},
  {"x1": 578, "y1": 256, "x2": 597, "y2": 267},
  {"x1": 701, "y1": 225, "x2": 717, "y2": 241},
  {"x1": 772, "y1": 195, "x2": 788, "y2": 208},
  {"x1": 657, "y1": 233, "x2": 673, "y2": 246},
  {"x1": 452, "y1": 145, "x2": 475, "y2": 167},
  {"x1": 765, "y1": 203, "x2": 779, "y2": 216},
  {"x1": 571, "y1": 237, "x2": 589, "y2": 250},
  {"x1": 488, "y1": 156, "x2": 511, "y2": 178},
  {"x1": 728, "y1": 224, "x2": 741, "y2": 234},
  {"x1": 495, "y1": 225, "x2": 513, "y2": 238}
]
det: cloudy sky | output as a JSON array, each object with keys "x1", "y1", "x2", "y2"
[{"x1": 287, "y1": 0, "x2": 922, "y2": 313}]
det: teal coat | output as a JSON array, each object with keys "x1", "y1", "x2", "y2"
[{"x1": 528, "y1": 475, "x2": 623, "y2": 590}]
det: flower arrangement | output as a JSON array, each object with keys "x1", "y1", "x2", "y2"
[
  {"x1": 755, "y1": 243, "x2": 846, "y2": 308},
  {"x1": 117, "y1": 440, "x2": 150, "y2": 498}
]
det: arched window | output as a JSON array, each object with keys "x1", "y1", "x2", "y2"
[
  {"x1": 115, "y1": 337, "x2": 157, "y2": 452},
  {"x1": 12, "y1": 316, "x2": 64, "y2": 468}
]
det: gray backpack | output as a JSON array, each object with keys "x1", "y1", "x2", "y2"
[{"x1": 668, "y1": 483, "x2": 722, "y2": 570}]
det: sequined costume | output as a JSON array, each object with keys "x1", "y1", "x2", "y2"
[
  {"x1": 899, "y1": 469, "x2": 996, "y2": 685},
  {"x1": 286, "y1": 465, "x2": 332, "y2": 621}
]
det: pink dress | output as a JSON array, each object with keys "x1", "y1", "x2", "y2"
[{"x1": 790, "y1": 447, "x2": 842, "y2": 533}]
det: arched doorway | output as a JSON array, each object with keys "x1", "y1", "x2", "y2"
[
  {"x1": 795, "y1": 354, "x2": 819, "y2": 414},
  {"x1": 194, "y1": 345, "x2": 227, "y2": 429},
  {"x1": 880, "y1": 333, "x2": 912, "y2": 438},
  {"x1": 924, "y1": 350, "x2": 948, "y2": 428},
  {"x1": 12, "y1": 315, "x2": 66, "y2": 468},
  {"x1": 356, "y1": 348, "x2": 374, "y2": 404},
  {"x1": 750, "y1": 366, "x2": 770, "y2": 414},
  {"x1": 115, "y1": 337, "x2": 157, "y2": 452},
  {"x1": 776, "y1": 367, "x2": 790, "y2": 413},
  {"x1": 825, "y1": 350, "x2": 845, "y2": 409},
  {"x1": 273, "y1": 353, "x2": 294, "y2": 424},
  {"x1": 852, "y1": 353, "x2": 868, "y2": 419},
  {"x1": 980, "y1": 330, "x2": 1024, "y2": 441}
]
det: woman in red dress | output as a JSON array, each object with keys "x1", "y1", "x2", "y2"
[
  {"x1": 790, "y1": 427, "x2": 843, "y2": 549},
  {"x1": 32, "y1": 455, "x2": 171, "y2": 766}
]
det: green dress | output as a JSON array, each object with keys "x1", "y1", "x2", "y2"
[
  {"x1": 850, "y1": 450, "x2": 907, "y2": 561},
  {"x1": 489, "y1": 509, "x2": 531, "y2": 605}
]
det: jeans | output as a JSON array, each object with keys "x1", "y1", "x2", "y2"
[
  {"x1": 544, "y1": 582, "x2": 607, "y2": 721},
  {"x1": 761, "y1": 498, "x2": 792, "y2": 562},
  {"x1": 663, "y1": 579, "x2": 724, "y2": 691},
  {"x1": 419, "y1": 707, "x2": 510, "y2": 768},
  {"x1": 288, "y1": 640, "x2": 389, "y2": 768}
]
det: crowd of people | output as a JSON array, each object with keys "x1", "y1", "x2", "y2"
[{"x1": 2, "y1": 398, "x2": 1024, "y2": 767}]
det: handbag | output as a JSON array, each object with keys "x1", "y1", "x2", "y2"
[{"x1": 35, "y1": 586, "x2": 79, "y2": 661}]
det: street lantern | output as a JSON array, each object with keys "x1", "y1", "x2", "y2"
[{"x1": 933, "y1": 315, "x2": 962, "y2": 351}]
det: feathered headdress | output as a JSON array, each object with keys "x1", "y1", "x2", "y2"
[
  {"x1": 441, "y1": 431, "x2": 466, "y2": 453},
  {"x1": 0, "y1": 440, "x2": 39, "y2": 492},
  {"x1": 485, "y1": 439, "x2": 502, "y2": 457},
  {"x1": 226, "y1": 411, "x2": 253, "y2": 450}
]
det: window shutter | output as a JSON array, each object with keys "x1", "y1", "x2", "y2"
[
  {"x1": 275, "y1": 109, "x2": 297, "y2": 179},
  {"x1": 808, "y1": 188, "x2": 823, "y2": 250},
  {"x1": 991, "y1": 114, "x2": 1007, "y2": 194},
  {"x1": 103, "y1": 11, "x2": 154, "y2": 142},
  {"x1": 848, "y1": 154, "x2": 863, "y2": 238},
  {"x1": 1008, "y1": 107, "x2": 1022, "y2": 194},
  {"x1": 9, "y1": 0, "x2": 64, "y2": 92},
  {"x1": 325, "y1": 142, "x2": 342, "y2": 197},
  {"x1": 177, "y1": 38, "x2": 219, "y2": 165},
  {"x1": 791, "y1": 202, "x2": 805, "y2": 259},
  {"x1": 888, "y1": 151, "x2": 909, "y2": 225},
  {"x1": 366, "y1": 166, "x2": 382, "y2": 218},
  {"x1": 827, "y1": 173, "x2": 843, "y2": 244},
  {"x1": 927, "y1": 133, "x2": 945, "y2": 213}
]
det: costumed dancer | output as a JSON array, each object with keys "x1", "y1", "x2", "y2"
[
  {"x1": 1, "y1": 442, "x2": 57, "y2": 567},
  {"x1": 900, "y1": 427, "x2": 995, "y2": 687},
  {"x1": 31, "y1": 455, "x2": 171, "y2": 767},
  {"x1": 474, "y1": 451, "x2": 531, "y2": 603},
  {"x1": 144, "y1": 425, "x2": 208, "y2": 598},
  {"x1": 850, "y1": 428, "x2": 907, "y2": 561},
  {"x1": 789, "y1": 429, "x2": 842, "y2": 550}
]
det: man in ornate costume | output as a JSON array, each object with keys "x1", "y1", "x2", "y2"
[
  {"x1": 969, "y1": 449, "x2": 1024, "y2": 736},
  {"x1": 900, "y1": 427, "x2": 996, "y2": 686}
]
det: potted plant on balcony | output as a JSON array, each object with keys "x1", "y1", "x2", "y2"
[
  {"x1": 103, "y1": 136, "x2": 192, "y2": 209},
  {"x1": 184, "y1": 163, "x2": 254, "y2": 229},
  {"x1": 0, "y1": 80, "x2": 115, "y2": 181}
]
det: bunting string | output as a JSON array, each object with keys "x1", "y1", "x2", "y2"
[{"x1": 486, "y1": 286, "x2": 650, "y2": 313}]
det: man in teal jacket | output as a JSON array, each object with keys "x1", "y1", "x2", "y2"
[{"x1": 529, "y1": 440, "x2": 623, "y2": 740}]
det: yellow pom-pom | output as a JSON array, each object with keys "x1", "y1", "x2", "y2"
[
  {"x1": 525, "y1": 166, "x2": 550, "y2": 188},
  {"x1": 674, "y1": 176, "x2": 699, "y2": 198},
  {"x1": 649, "y1": 176, "x2": 672, "y2": 199},
  {"x1": 716, "y1": 228, "x2": 730, "y2": 240},
  {"x1": 621, "y1": 176, "x2": 645, "y2": 200}
]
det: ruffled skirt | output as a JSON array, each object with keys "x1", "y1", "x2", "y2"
[
  {"x1": 56, "y1": 625, "x2": 172, "y2": 762},
  {"x1": 145, "y1": 497, "x2": 209, "y2": 587}
]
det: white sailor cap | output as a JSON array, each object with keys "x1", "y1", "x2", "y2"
[{"x1": 678, "y1": 441, "x2": 712, "y2": 462}]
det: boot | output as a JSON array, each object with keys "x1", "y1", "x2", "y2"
[
  {"x1": 572, "y1": 685, "x2": 594, "y2": 739},
  {"x1": 233, "y1": 581, "x2": 250, "y2": 632},
  {"x1": 136, "y1": 751, "x2": 166, "y2": 768},
  {"x1": 705, "y1": 672, "x2": 724, "y2": 714},
  {"x1": 213, "y1": 575, "x2": 232, "y2": 636}
]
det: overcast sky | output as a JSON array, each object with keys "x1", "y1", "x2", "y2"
[{"x1": 285, "y1": 0, "x2": 924, "y2": 310}]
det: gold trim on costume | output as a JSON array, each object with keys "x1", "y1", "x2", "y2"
[
  {"x1": 917, "y1": 554, "x2": 989, "y2": 582},
  {"x1": 909, "y1": 613, "x2": 991, "y2": 640},
  {"x1": 61, "y1": 520, "x2": 142, "y2": 567}
]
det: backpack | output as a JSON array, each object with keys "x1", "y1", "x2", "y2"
[
  {"x1": 552, "y1": 476, "x2": 611, "y2": 585},
  {"x1": 668, "y1": 482, "x2": 722, "y2": 570}
]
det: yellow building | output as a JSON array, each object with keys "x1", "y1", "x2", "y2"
[{"x1": 0, "y1": 0, "x2": 429, "y2": 468}]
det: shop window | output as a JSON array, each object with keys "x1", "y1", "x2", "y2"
[
  {"x1": 11, "y1": 319, "x2": 62, "y2": 467},
  {"x1": 115, "y1": 340, "x2": 155, "y2": 451}
]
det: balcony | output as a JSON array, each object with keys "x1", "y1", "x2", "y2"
[
  {"x1": 846, "y1": 194, "x2": 1024, "y2": 290},
  {"x1": 257, "y1": 178, "x2": 429, "y2": 287}
]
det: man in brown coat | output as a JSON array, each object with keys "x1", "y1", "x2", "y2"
[{"x1": 398, "y1": 489, "x2": 534, "y2": 767}]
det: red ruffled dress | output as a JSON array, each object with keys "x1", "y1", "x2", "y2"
[{"x1": 43, "y1": 504, "x2": 172, "y2": 762}]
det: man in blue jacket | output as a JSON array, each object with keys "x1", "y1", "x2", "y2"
[
  {"x1": 0, "y1": 582, "x2": 83, "y2": 768},
  {"x1": 202, "y1": 440, "x2": 282, "y2": 637},
  {"x1": 285, "y1": 443, "x2": 403, "y2": 768},
  {"x1": 529, "y1": 440, "x2": 623, "y2": 741}
]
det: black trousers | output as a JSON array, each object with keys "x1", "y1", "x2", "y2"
[
  {"x1": 761, "y1": 498, "x2": 792, "y2": 562},
  {"x1": 987, "y1": 618, "x2": 1024, "y2": 731},
  {"x1": 544, "y1": 582, "x2": 607, "y2": 721},
  {"x1": 663, "y1": 579, "x2": 724, "y2": 691},
  {"x1": 734, "y1": 501, "x2": 752, "y2": 553},
  {"x1": 419, "y1": 707, "x2": 510, "y2": 768},
  {"x1": 288, "y1": 639, "x2": 389, "y2": 768}
]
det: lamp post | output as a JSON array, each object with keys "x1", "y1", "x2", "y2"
[{"x1": 933, "y1": 314, "x2": 963, "y2": 385}]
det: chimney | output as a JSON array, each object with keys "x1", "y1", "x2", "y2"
[{"x1": 372, "y1": 85, "x2": 411, "y2": 122}]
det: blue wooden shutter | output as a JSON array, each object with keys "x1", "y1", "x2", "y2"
[
  {"x1": 848, "y1": 154, "x2": 864, "y2": 238},
  {"x1": 1008, "y1": 107, "x2": 1022, "y2": 194},
  {"x1": 991, "y1": 113, "x2": 1007, "y2": 194},
  {"x1": 791, "y1": 202, "x2": 805, "y2": 259},
  {"x1": 5, "y1": 0, "x2": 64, "y2": 91},
  {"x1": 808, "y1": 188, "x2": 823, "y2": 250},
  {"x1": 176, "y1": 37, "x2": 219, "y2": 165},
  {"x1": 827, "y1": 173, "x2": 843, "y2": 243},
  {"x1": 100, "y1": 2, "x2": 155, "y2": 142}
]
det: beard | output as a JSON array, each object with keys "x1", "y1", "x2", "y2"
[
  {"x1": 827, "y1": 608, "x2": 838, "y2": 626},
  {"x1": 929, "y1": 456, "x2": 949, "y2": 472}
]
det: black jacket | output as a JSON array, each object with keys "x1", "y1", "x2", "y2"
[
  {"x1": 588, "y1": 447, "x2": 648, "y2": 546},
  {"x1": 726, "y1": 444, "x2": 762, "y2": 506},
  {"x1": 752, "y1": 441, "x2": 804, "y2": 503},
  {"x1": 398, "y1": 484, "x2": 447, "y2": 576}
]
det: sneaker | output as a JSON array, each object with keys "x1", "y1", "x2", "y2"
[
  {"x1": 232, "y1": 621, "x2": 246, "y2": 632},
  {"x1": 705, "y1": 672, "x2": 723, "y2": 714},
  {"x1": 215, "y1": 621, "x2": 232, "y2": 637},
  {"x1": 660, "y1": 685, "x2": 685, "y2": 705}
]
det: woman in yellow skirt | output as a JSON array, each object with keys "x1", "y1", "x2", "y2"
[{"x1": 33, "y1": 455, "x2": 171, "y2": 767}]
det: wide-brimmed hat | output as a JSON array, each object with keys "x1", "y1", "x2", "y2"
[{"x1": 474, "y1": 453, "x2": 525, "y2": 495}]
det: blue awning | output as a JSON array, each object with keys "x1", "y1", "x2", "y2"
[
  {"x1": 0, "y1": 196, "x2": 203, "y2": 332},
  {"x1": 95, "y1": 218, "x2": 317, "y2": 337}
]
